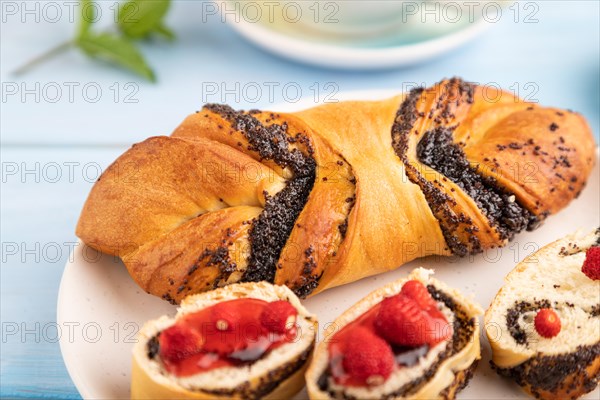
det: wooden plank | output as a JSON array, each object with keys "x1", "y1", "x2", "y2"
[
  {"x1": 1, "y1": 2, "x2": 598, "y2": 145},
  {"x1": 1, "y1": 146, "x2": 126, "y2": 399}
]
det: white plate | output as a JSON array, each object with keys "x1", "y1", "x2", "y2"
[
  {"x1": 58, "y1": 91, "x2": 600, "y2": 399},
  {"x1": 226, "y1": 14, "x2": 490, "y2": 69}
]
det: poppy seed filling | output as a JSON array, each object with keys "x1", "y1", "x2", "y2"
[
  {"x1": 492, "y1": 343, "x2": 600, "y2": 394},
  {"x1": 204, "y1": 104, "x2": 316, "y2": 284},
  {"x1": 506, "y1": 299, "x2": 552, "y2": 345},
  {"x1": 416, "y1": 127, "x2": 531, "y2": 242},
  {"x1": 392, "y1": 78, "x2": 536, "y2": 255}
]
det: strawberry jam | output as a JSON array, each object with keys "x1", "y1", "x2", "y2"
[
  {"x1": 157, "y1": 298, "x2": 297, "y2": 377},
  {"x1": 328, "y1": 281, "x2": 452, "y2": 387}
]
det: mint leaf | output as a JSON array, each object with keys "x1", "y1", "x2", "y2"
[
  {"x1": 118, "y1": 0, "x2": 171, "y2": 39},
  {"x1": 77, "y1": 33, "x2": 155, "y2": 81},
  {"x1": 154, "y1": 23, "x2": 176, "y2": 41},
  {"x1": 15, "y1": 0, "x2": 173, "y2": 81},
  {"x1": 78, "y1": 0, "x2": 96, "y2": 39}
]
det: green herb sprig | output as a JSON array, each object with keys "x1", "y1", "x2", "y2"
[{"x1": 13, "y1": 0, "x2": 174, "y2": 82}]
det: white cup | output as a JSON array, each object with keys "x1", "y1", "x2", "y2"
[
  {"x1": 269, "y1": 0, "x2": 410, "y2": 37},
  {"x1": 229, "y1": 1, "x2": 481, "y2": 41},
  {"x1": 226, "y1": 1, "x2": 410, "y2": 38}
]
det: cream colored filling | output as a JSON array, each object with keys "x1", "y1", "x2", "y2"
[
  {"x1": 326, "y1": 302, "x2": 457, "y2": 399},
  {"x1": 515, "y1": 304, "x2": 599, "y2": 354}
]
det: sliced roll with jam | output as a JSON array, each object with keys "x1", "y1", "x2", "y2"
[
  {"x1": 131, "y1": 282, "x2": 317, "y2": 399},
  {"x1": 306, "y1": 268, "x2": 483, "y2": 399},
  {"x1": 485, "y1": 228, "x2": 600, "y2": 400}
]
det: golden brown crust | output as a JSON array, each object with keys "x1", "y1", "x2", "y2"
[
  {"x1": 76, "y1": 136, "x2": 283, "y2": 256},
  {"x1": 294, "y1": 97, "x2": 449, "y2": 292},
  {"x1": 131, "y1": 345, "x2": 313, "y2": 400},
  {"x1": 76, "y1": 78, "x2": 596, "y2": 302},
  {"x1": 123, "y1": 206, "x2": 260, "y2": 303},
  {"x1": 438, "y1": 359, "x2": 479, "y2": 400},
  {"x1": 460, "y1": 90, "x2": 595, "y2": 216}
]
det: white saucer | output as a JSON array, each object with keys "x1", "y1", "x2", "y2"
[
  {"x1": 58, "y1": 90, "x2": 600, "y2": 399},
  {"x1": 227, "y1": 16, "x2": 490, "y2": 69}
]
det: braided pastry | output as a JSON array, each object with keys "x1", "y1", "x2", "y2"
[{"x1": 76, "y1": 78, "x2": 595, "y2": 303}]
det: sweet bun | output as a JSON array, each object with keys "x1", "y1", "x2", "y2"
[
  {"x1": 131, "y1": 282, "x2": 317, "y2": 399},
  {"x1": 305, "y1": 268, "x2": 483, "y2": 399},
  {"x1": 485, "y1": 228, "x2": 600, "y2": 400}
]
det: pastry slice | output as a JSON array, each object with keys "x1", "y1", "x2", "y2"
[
  {"x1": 131, "y1": 282, "x2": 317, "y2": 399},
  {"x1": 485, "y1": 228, "x2": 600, "y2": 400},
  {"x1": 306, "y1": 268, "x2": 483, "y2": 399}
]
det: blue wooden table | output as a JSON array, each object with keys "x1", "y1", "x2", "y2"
[{"x1": 1, "y1": 1, "x2": 599, "y2": 398}]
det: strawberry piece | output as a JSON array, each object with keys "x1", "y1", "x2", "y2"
[
  {"x1": 341, "y1": 327, "x2": 394, "y2": 385},
  {"x1": 534, "y1": 308, "x2": 561, "y2": 338},
  {"x1": 401, "y1": 280, "x2": 438, "y2": 311},
  {"x1": 375, "y1": 294, "x2": 430, "y2": 346},
  {"x1": 375, "y1": 294, "x2": 451, "y2": 346},
  {"x1": 582, "y1": 246, "x2": 600, "y2": 280},
  {"x1": 203, "y1": 332, "x2": 247, "y2": 356},
  {"x1": 428, "y1": 315, "x2": 453, "y2": 344},
  {"x1": 401, "y1": 280, "x2": 448, "y2": 322},
  {"x1": 210, "y1": 302, "x2": 241, "y2": 332},
  {"x1": 260, "y1": 300, "x2": 298, "y2": 334},
  {"x1": 159, "y1": 324, "x2": 203, "y2": 364},
  {"x1": 202, "y1": 302, "x2": 246, "y2": 355}
]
